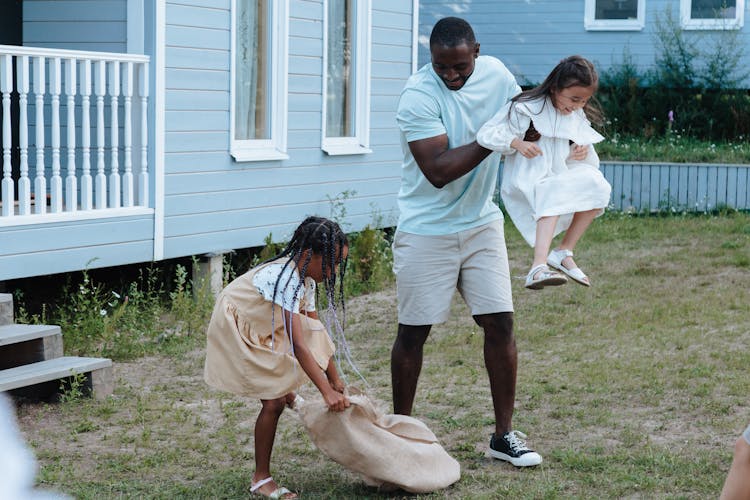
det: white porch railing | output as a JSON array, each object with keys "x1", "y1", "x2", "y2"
[{"x1": 0, "y1": 45, "x2": 150, "y2": 224}]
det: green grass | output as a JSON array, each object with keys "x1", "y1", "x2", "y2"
[
  {"x1": 598, "y1": 134, "x2": 750, "y2": 163},
  {"x1": 14, "y1": 212, "x2": 750, "y2": 499}
]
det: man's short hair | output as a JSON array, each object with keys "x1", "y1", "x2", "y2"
[{"x1": 429, "y1": 17, "x2": 476, "y2": 48}]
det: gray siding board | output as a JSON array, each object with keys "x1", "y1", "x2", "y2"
[
  {"x1": 167, "y1": 3, "x2": 230, "y2": 29},
  {"x1": 167, "y1": 47, "x2": 229, "y2": 71},
  {"x1": 0, "y1": 242, "x2": 154, "y2": 281},
  {"x1": 166, "y1": 25, "x2": 229, "y2": 50},
  {"x1": 288, "y1": 74, "x2": 323, "y2": 93},
  {"x1": 289, "y1": 55, "x2": 322, "y2": 76},
  {"x1": 289, "y1": 38, "x2": 322, "y2": 57},
  {"x1": 372, "y1": 61, "x2": 411, "y2": 79},
  {"x1": 290, "y1": 18, "x2": 322, "y2": 39},
  {"x1": 165, "y1": 164, "x2": 400, "y2": 196},
  {"x1": 291, "y1": 0, "x2": 322, "y2": 20},
  {"x1": 372, "y1": 27, "x2": 413, "y2": 46},
  {"x1": 287, "y1": 111, "x2": 322, "y2": 131},
  {"x1": 166, "y1": 110, "x2": 228, "y2": 132},
  {"x1": 24, "y1": 22, "x2": 126, "y2": 45},
  {"x1": 24, "y1": 1, "x2": 126, "y2": 21},
  {"x1": 289, "y1": 93, "x2": 323, "y2": 112},
  {"x1": 163, "y1": 208, "x2": 398, "y2": 259},
  {"x1": 166, "y1": 90, "x2": 229, "y2": 111},
  {"x1": 166, "y1": 131, "x2": 227, "y2": 153},
  {"x1": 170, "y1": 0, "x2": 229, "y2": 10},
  {"x1": 166, "y1": 68, "x2": 229, "y2": 91},
  {"x1": 0, "y1": 218, "x2": 153, "y2": 256},
  {"x1": 165, "y1": 183, "x2": 398, "y2": 236}
]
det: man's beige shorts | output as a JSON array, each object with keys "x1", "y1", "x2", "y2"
[{"x1": 392, "y1": 219, "x2": 513, "y2": 326}]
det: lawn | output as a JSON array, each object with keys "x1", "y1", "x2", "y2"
[{"x1": 15, "y1": 212, "x2": 750, "y2": 499}]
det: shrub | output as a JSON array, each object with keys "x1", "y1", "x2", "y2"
[{"x1": 597, "y1": 7, "x2": 750, "y2": 142}]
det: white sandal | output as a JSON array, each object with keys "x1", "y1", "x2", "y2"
[
  {"x1": 250, "y1": 476, "x2": 297, "y2": 499},
  {"x1": 547, "y1": 249, "x2": 590, "y2": 287},
  {"x1": 524, "y1": 264, "x2": 567, "y2": 290}
]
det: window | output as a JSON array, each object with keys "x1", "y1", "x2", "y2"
[
  {"x1": 680, "y1": 0, "x2": 745, "y2": 29},
  {"x1": 322, "y1": 0, "x2": 372, "y2": 156},
  {"x1": 230, "y1": 0, "x2": 288, "y2": 162},
  {"x1": 585, "y1": 0, "x2": 646, "y2": 30}
]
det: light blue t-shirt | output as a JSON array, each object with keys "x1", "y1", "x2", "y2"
[{"x1": 396, "y1": 55, "x2": 521, "y2": 235}]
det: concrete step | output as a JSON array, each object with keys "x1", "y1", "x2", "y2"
[
  {"x1": 0, "y1": 293, "x2": 12, "y2": 326},
  {"x1": 0, "y1": 356, "x2": 113, "y2": 400},
  {"x1": 0, "y1": 324, "x2": 64, "y2": 370}
]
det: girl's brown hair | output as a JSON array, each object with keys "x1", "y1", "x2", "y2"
[{"x1": 513, "y1": 55, "x2": 603, "y2": 125}]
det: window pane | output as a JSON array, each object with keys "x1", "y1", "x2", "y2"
[
  {"x1": 691, "y1": 0, "x2": 737, "y2": 19},
  {"x1": 595, "y1": 0, "x2": 638, "y2": 20},
  {"x1": 235, "y1": 0, "x2": 269, "y2": 140},
  {"x1": 326, "y1": 0, "x2": 354, "y2": 138}
]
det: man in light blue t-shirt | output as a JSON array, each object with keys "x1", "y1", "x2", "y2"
[{"x1": 391, "y1": 17, "x2": 542, "y2": 467}]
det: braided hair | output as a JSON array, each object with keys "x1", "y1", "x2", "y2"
[{"x1": 264, "y1": 216, "x2": 349, "y2": 354}]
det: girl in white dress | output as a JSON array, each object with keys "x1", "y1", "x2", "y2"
[{"x1": 477, "y1": 55, "x2": 611, "y2": 290}]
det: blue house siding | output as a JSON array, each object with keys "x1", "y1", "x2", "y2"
[
  {"x1": 160, "y1": 0, "x2": 408, "y2": 260},
  {"x1": 23, "y1": 0, "x2": 128, "y2": 53},
  {"x1": 418, "y1": 0, "x2": 750, "y2": 87},
  {"x1": 0, "y1": 0, "x2": 413, "y2": 281},
  {"x1": 0, "y1": 217, "x2": 154, "y2": 280}
]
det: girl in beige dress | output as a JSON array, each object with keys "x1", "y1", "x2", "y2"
[{"x1": 204, "y1": 216, "x2": 350, "y2": 499}]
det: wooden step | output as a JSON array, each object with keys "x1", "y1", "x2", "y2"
[
  {"x1": 0, "y1": 356, "x2": 113, "y2": 400},
  {"x1": 0, "y1": 324, "x2": 63, "y2": 370},
  {"x1": 0, "y1": 293, "x2": 12, "y2": 326}
]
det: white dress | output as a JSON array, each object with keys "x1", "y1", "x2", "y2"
[{"x1": 477, "y1": 97, "x2": 612, "y2": 246}]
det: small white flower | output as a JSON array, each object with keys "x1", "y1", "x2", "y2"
[
  {"x1": 112, "y1": 291, "x2": 121, "y2": 299},
  {"x1": 99, "y1": 309, "x2": 107, "y2": 317}
]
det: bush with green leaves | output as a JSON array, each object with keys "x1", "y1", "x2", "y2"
[{"x1": 597, "y1": 7, "x2": 750, "y2": 142}]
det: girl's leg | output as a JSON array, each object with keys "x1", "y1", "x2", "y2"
[
  {"x1": 531, "y1": 215, "x2": 559, "y2": 272},
  {"x1": 252, "y1": 396, "x2": 297, "y2": 498},
  {"x1": 555, "y1": 209, "x2": 600, "y2": 269}
]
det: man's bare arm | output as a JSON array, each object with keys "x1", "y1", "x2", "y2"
[{"x1": 408, "y1": 134, "x2": 493, "y2": 189}]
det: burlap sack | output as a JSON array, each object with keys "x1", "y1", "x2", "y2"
[{"x1": 296, "y1": 389, "x2": 460, "y2": 493}]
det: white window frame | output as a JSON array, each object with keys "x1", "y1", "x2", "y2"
[
  {"x1": 584, "y1": 0, "x2": 646, "y2": 31},
  {"x1": 229, "y1": 0, "x2": 289, "y2": 162},
  {"x1": 321, "y1": 0, "x2": 372, "y2": 156},
  {"x1": 680, "y1": 0, "x2": 745, "y2": 29}
]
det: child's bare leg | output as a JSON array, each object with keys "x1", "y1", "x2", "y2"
[
  {"x1": 555, "y1": 209, "x2": 600, "y2": 269},
  {"x1": 532, "y1": 216, "x2": 559, "y2": 272},
  {"x1": 253, "y1": 396, "x2": 297, "y2": 498}
]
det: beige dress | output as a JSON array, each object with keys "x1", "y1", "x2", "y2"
[{"x1": 204, "y1": 259, "x2": 335, "y2": 400}]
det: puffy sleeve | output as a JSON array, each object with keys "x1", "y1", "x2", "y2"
[
  {"x1": 476, "y1": 102, "x2": 531, "y2": 155},
  {"x1": 252, "y1": 263, "x2": 304, "y2": 314}
]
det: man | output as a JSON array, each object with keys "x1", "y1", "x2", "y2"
[{"x1": 391, "y1": 16, "x2": 542, "y2": 467}]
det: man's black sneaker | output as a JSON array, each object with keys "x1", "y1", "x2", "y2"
[{"x1": 489, "y1": 430, "x2": 542, "y2": 467}]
